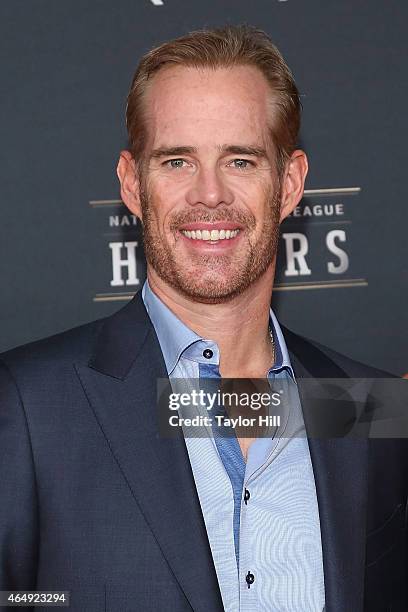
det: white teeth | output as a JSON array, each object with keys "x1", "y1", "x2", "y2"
[{"x1": 181, "y1": 228, "x2": 240, "y2": 241}]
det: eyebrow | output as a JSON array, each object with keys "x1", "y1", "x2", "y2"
[
  {"x1": 150, "y1": 146, "x2": 197, "y2": 159},
  {"x1": 220, "y1": 145, "x2": 267, "y2": 158},
  {"x1": 149, "y1": 144, "x2": 268, "y2": 160}
]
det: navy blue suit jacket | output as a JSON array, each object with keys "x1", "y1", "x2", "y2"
[{"x1": 1, "y1": 290, "x2": 407, "y2": 611}]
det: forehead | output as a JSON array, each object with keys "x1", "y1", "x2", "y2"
[{"x1": 143, "y1": 64, "x2": 273, "y2": 149}]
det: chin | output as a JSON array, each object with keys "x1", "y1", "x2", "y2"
[{"x1": 173, "y1": 275, "x2": 251, "y2": 304}]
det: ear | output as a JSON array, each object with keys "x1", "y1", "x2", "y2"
[
  {"x1": 279, "y1": 150, "x2": 308, "y2": 223},
  {"x1": 116, "y1": 150, "x2": 143, "y2": 219}
]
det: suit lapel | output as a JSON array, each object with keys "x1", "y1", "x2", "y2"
[
  {"x1": 75, "y1": 292, "x2": 223, "y2": 612},
  {"x1": 284, "y1": 327, "x2": 368, "y2": 612}
]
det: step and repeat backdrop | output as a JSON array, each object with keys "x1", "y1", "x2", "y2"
[{"x1": 1, "y1": 0, "x2": 407, "y2": 375}]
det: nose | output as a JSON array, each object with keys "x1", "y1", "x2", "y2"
[{"x1": 185, "y1": 165, "x2": 234, "y2": 208}]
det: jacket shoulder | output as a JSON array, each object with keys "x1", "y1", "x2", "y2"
[
  {"x1": 0, "y1": 291, "x2": 155, "y2": 383},
  {"x1": 0, "y1": 317, "x2": 107, "y2": 373},
  {"x1": 281, "y1": 325, "x2": 394, "y2": 378}
]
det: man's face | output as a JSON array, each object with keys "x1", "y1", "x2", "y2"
[{"x1": 136, "y1": 65, "x2": 283, "y2": 303}]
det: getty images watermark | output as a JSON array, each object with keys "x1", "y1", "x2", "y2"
[
  {"x1": 168, "y1": 385, "x2": 282, "y2": 429},
  {"x1": 157, "y1": 377, "x2": 408, "y2": 439},
  {"x1": 157, "y1": 377, "x2": 297, "y2": 439}
]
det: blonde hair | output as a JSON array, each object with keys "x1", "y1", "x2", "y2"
[{"x1": 126, "y1": 24, "x2": 301, "y2": 176}]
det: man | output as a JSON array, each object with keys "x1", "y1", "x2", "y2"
[{"x1": 0, "y1": 25, "x2": 407, "y2": 612}]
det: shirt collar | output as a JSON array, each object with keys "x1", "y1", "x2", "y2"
[
  {"x1": 142, "y1": 279, "x2": 208, "y2": 374},
  {"x1": 142, "y1": 279, "x2": 294, "y2": 378}
]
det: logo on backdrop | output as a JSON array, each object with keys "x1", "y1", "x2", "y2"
[{"x1": 89, "y1": 187, "x2": 366, "y2": 303}]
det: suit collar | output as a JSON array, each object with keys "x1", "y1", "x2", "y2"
[{"x1": 88, "y1": 289, "x2": 154, "y2": 380}]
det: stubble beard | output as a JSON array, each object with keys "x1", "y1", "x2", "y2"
[{"x1": 139, "y1": 184, "x2": 281, "y2": 304}]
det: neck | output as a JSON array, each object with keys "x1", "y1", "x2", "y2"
[{"x1": 147, "y1": 265, "x2": 276, "y2": 378}]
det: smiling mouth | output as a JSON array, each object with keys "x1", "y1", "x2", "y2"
[{"x1": 180, "y1": 228, "x2": 240, "y2": 241}]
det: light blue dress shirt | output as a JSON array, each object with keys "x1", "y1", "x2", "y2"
[{"x1": 142, "y1": 280, "x2": 325, "y2": 612}]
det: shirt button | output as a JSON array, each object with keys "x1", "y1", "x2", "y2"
[
  {"x1": 245, "y1": 571, "x2": 255, "y2": 588},
  {"x1": 244, "y1": 488, "x2": 250, "y2": 505},
  {"x1": 203, "y1": 348, "x2": 213, "y2": 359}
]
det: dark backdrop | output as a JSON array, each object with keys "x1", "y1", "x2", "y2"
[{"x1": 1, "y1": 0, "x2": 407, "y2": 375}]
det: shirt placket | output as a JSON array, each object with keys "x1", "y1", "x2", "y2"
[
  {"x1": 238, "y1": 472, "x2": 258, "y2": 611},
  {"x1": 238, "y1": 371, "x2": 294, "y2": 611}
]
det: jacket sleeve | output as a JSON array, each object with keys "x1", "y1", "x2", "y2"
[{"x1": 0, "y1": 358, "x2": 39, "y2": 592}]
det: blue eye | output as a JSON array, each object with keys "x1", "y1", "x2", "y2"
[
  {"x1": 166, "y1": 159, "x2": 185, "y2": 169},
  {"x1": 231, "y1": 159, "x2": 253, "y2": 169}
]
